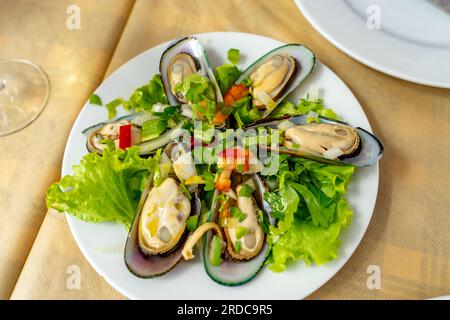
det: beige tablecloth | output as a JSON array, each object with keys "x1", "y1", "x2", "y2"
[
  {"x1": 3, "y1": 0, "x2": 450, "y2": 300},
  {"x1": 0, "y1": 0, "x2": 134, "y2": 299}
]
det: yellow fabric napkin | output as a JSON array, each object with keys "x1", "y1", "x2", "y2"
[{"x1": 8, "y1": 0, "x2": 450, "y2": 299}]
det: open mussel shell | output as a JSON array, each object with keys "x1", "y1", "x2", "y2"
[
  {"x1": 246, "y1": 115, "x2": 384, "y2": 167},
  {"x1": 236, "y1": 44, "x2": 316, "y2": 119},
  {"x1": 160, "y1": 36, "x2": 223, "y2": 106},
  {"x1": 202, "y1": 174, "x2": 275, "y2": 286},
  {"x1": 83, "y1": 114, "x2": 136, "y2": 154},
  {"x1": 124, "y1": 173, "x2": 201, "y2": 278},
  {"x1": 82, "y1": 112, "x2": 188, "y2": 156}
]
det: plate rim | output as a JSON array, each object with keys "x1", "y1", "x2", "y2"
[
  {"x1": 295, "y1": 0, "x2": 450, "y2": 89},
  {"x1": 62, "y1": 31, "x2": 379, "y2": 299}
]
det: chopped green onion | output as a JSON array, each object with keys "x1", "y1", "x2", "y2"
[
  {"x1": 230, "y1": 206, "x2": 247, "y2": 222},
  {"x1": 89, "y1": 94, "x2": 102, "y2": 106},
  {"x1": 235, "y1": 163, "x2": 245, "y2": 172},
  {"x1": 227, "y1": 48, "x2": 240, "y2": 64},
  {"x1": 105, "y1": 98, "x2": 123, "y2": 119},
  {"x1": 235, "y1": 226, "x2": 248, "y2": 239},
  {"x1": 306, "y1": 116, "x2": 320, "y2": 124},
  {"x1": 241, "y1": 78, "x2": 253, "y2": 87},
  {"x1": 217, "y1": 194, "x2": 230, "y2": 213},
  {"x1": 141, "y1": 119, "x2": 167, "y2": 141},
  {"x1": 234, "y1": 240, "x2": 242, "y2": 253},
  {"x1": 257, "y1": 209, "x2": 270, "y2": 235},
  {"x1": 179, "y1": 183, "x2": 192, "y2": 200},
  {"x1": 248, "y1": 107, "x2": 261, "y2": 121},
  {"x1": 186, "y1": 215, "x2": 199, "y2": 232},
  {"x1": 209, "y1": 235, "x2": 224, "y2": 266},
  {"x1": 99, "y1": 139, "x2": 115, "y2": 150},
  {"x1": 238, "y1": 185, "x2": 254, "y2": 197}
]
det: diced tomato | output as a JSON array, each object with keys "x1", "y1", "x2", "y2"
[
  {"x1": 223, "y1": 93, "x2": 236, "y2": 108},
  {"x1": 227, "y1": 84, "x2": 250, "y2": 103},
  {"x1": 213, "y1": 111, "x2": 228, "y2": 125},
  {"x1": 215, "y1": 84, "x2": 251, "y2": 125},
  {"x1": 216, "y1": 173, "x2": 231, "y2": 192},
  {"x1": 119, "y1": 124, "x2": 132, "y2": 149}
]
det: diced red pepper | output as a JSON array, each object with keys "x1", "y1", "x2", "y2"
[
  {"x1": 244, "y1": 148, "x2": 249, "y2": 172},
  {"x1": 119, "y1": 124, "x2": 132, "y2": 150}
]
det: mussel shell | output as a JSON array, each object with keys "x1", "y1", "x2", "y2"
[
  {"x1": 160, "y1": 36, "x2": 223, "y2": 106},
  {"x1": 124, "y1": 174, "x2": 201, "y2": 278},
  {"x1": 202, "y1": 174, "x2": 275, "y2": 286},
  {"x1": 82, "y1": 113, "x2": 188, "y2": 156},
  {"x1": 83, "y1": 114, "x2": 136, "y2": 154},
  {"x1": 246, "y1": 115, "x2": 384, "y2": 167},
  {"x1": 236, "y1": 44, "x2": 316, "y2": 119}
]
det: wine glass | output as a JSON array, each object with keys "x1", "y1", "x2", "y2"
[{"x1": 0, "y1": 59, "x2": 50, "y2": 136}]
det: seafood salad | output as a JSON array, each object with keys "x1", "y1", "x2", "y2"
[{"x1": 47, "y1": 36, "x2": 383, "y2": 286}]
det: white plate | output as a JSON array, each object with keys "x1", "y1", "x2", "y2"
[
  {"x1": 62, "y1": 32, "x2": 379, "y2": 299},
  {"x1": 295, "y1": 0, "x2": 450, "y2": 88},
  {"x1": 428, "y1": 295, "x2": 450, "y2": 300}
]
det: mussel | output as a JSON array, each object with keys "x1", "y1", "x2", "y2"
[
  {"x1": 124, "y1": 146, "x2": 201, "y2": 278},
  {"x1": 82, "y1": 113, "x2": 188, "y2": 156},
  {"x1": 246, "y1": 115, "x2": 384, "y2": 167},
  {"x1": 235, "y1": 44, "x2": 316, "y2": 119},
  {"x1": 160, "y1": 36, "x2": 223, "y2": 107},
  {"x1": 201, "y1": 174, "x2": 275, "y2": 286},
  {"x1": 167, "y1": 53, "x2": 198, "y2": 103}
]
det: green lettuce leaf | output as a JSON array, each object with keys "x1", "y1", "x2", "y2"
[
  {"x1": 99, "y1": 75, "x2": 168, "y2": 118},
  {"x1": 105, "y1": 98, "x2": 123, "y2": 119},
  {"x1": 174, "y1": 73, "x2": 217, "y2": 122},
  {"x1": 215, "y1": 48, "x2": 242, "y2": 94},
  {"x1": 270, "y1": 101, "x2": 296, "y2": 117},
  {"x1": 269, "y1": 198, "x2": 353, "y2": 271},
  {"x1": 46, "y1": 147, "x2": 154, "y2": 229},
  {"x1": 271, "y1": 97, "x2": 340, "y2": 120},
  {"x1": 216, "y1": 64, "x2": 241, "y2": 94},
  {"x1": 125, "y1": 74, "x2": 168, "y2": 113},
  {"x1": 141, "y1": 118, "x2": 167, "y2": 141},
  {"x1": 265, "y1": 157, "x2": 355, "y2": 271}
]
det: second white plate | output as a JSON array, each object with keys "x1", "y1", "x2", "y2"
[{"x1": 296, "y1": 0, "x2": 450, "y2": 88}]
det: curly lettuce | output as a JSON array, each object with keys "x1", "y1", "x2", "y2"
[
  {"x1": 124, "y1": 74, "x2": 168, "y2": 113},
  {"x1": 215, "y1": 48, "x2": 242, "y2": 94},
  {"x1": 271, "y1": 97, "x2": 339, "y2": 120},
  {"x1": 264, "y1": 158, "x2": 355, "y2": 271},
  {"x1": 174, "y1": 74, "x2": 217, "y2": 122},
  {"x1": 99, "y1": 74, "x2": 169, "y2": 119},
  {"x1": 46, "y1": 147, "x2": 155, "y2": 229}
]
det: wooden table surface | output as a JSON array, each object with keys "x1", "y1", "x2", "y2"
[{"x1": 1, "y1": 0, "x2": 449, "y2": 300}]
